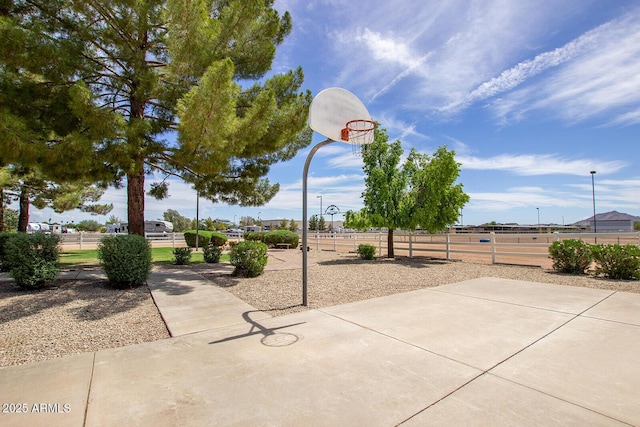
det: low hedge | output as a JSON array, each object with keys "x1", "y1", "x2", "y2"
[
  {"x1": 183, "y1": 230, "x2": 227, "y2": 247},
  {"x1": 0, "y1": 232, "x2": 15, "y2": 272},
  {"x1": 230, "y1": 241, "x2": 268, "y2": 277},
  {"x1": 203, "y1": 244, "x2": 222, "y2": 263},
  {"x1": 548, "y1": 239, "x2": 593, "y2": 274},
  {"x1": 4, "y1": 233, "x2": 60, "y2": 289},
  {"x1": 592, "y1": 243, "x2": 640, "y2": 280},
  {"x1": 244, "y1": 230, "x2": 299, "y2": 248},
  {"x1": 172, "y1": 247, "x2": 192, "y2": 265},
  {"x1": 98, "y1": 235, "x2": 152, "y2": 288},
  {"x1": 549, "y1": 239, "x2": 640, "y2": 280},
  {"x1": 357, "y1": 244, "x2": 376, "y2": 260}
]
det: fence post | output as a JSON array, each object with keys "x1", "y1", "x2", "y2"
[
  {"x1": 333, "y1": 232, "x2": 337, "y2": 252},
  {"x1": 172, "y1": 232, "x2": 176, "y2": 247},
  {"x1": 316, "y1": 231, "x2": 319, "y2": 251},
  {"x1": 409, "y1": 233, "x2": 413, "y2": 258},
  {"x1": 446, "y1": 233, "x2": 450, "y2": 260},
  {"x1": 378, "y1": 233, "x2": 382, "y2": 257},
  {"x1": 354, "y1": 233, "x2": 358, "y2": 252},
  {"x1": 79, "y1": 232, "x2": 84, "y2": 250},
  {"x1": 491, "y1": 232, "x2": 496, "y2": 264}
]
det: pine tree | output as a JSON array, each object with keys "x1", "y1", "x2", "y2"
[{"x1": 2, "y1": 1, "x2": 312, "y2": 235}]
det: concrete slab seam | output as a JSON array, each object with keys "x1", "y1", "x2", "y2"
[
  {"x1": 323, "y1": 291, "x2": 624, "y2": 426},
  {"x1": 394, "y1": 295, "x2": 610, "y2": 425},
  {"x1": 427, "y1": 286, "x2": 617, "y2": 316},
  {"x1": 82, "y1": 352, "x2": 97, "y2": 427},
  {"x1": 483, "y1": 373, "x2": 635, "y2": 426}
]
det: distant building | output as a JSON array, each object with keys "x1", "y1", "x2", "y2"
[{"x1": 572, "y1": 211, "x2": 640, "y2": 232}]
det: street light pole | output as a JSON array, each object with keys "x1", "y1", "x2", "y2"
[
  {"x1": 317, "y1": 195, "x2": 322, "y2": 228},
  {"x1": 537, "y1": 207, "x2": 540, "y2": 232},
  {"x1": 590, "y1": 171, "x2": 597, "y2": 233}
]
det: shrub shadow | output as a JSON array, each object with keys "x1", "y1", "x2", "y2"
[{"x1": 0, "y1": 277, "x2": 153, "y2": 323}]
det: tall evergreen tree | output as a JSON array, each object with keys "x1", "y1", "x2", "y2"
[{"x1": 2, "y1": 0, "x2": 312, "y2": 235}]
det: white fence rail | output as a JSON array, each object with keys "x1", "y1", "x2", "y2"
[
  {"x1": 307, "y1": 232, "x2": 640, "y2": 267},
  {"x1": 60, "y1": 231, "x2": 640, "y2": 268},
  {"x1": 60, "y1": 232, "x2": 187, "y2": 250}
]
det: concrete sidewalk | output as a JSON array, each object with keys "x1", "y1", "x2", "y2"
[{"x1": 1, "y1": 261, "x2": 639, "y2": 425}]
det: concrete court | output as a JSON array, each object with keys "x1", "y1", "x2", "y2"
[{"x1": 1, "y1": 264, "x2": 639, "y2": 426}]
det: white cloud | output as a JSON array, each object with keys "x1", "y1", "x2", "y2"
[
  {"x1": 489, "y1": 9, "x2": 640, "y2": 125},
  {"x1": 459, "y1": 153, "x2": 627, "y2": 176}
]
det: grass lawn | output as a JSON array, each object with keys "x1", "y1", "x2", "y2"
[{"x1": 60, "y1": 247, "x2": 230, "y2": 267}]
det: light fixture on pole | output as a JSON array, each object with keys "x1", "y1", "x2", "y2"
[{"x1": 590, "y1": 171, "x2": 597, "y2": 233}]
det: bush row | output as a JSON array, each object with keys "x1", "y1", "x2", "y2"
[
  {"x1": 549, "y1": 239, "x2": 640, "y2": 279},
  {"x1": 0, "y1": 231, "x2": 270, "y2": 290},
  {"x1": 243, "y1": 230, "x2": 299, "y2": 248},
  {"x1": 170, "y1": 244, "x2": 222, "y2": 265},
  {"x1": 183, "y1": 230, "x2": 227, "y2": 247}
]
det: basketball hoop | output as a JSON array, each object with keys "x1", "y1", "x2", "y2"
[{"x1": 341, "y1": 119, "x2": 376, "y2": 155}]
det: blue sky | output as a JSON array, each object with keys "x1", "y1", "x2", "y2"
[{"x1": 25, "y1": 0, "x2": 640, "y2": 227}]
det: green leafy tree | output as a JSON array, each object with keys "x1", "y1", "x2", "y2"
[
  {"x1": 76, "y1": 219, "x2": 102, "y2": 232},
  {"x1": 240, "y1": 216, "x2": 256, "y2": 227},
  {"x1": 288, "y1": 219, "x2": 297, "y2": 232},
  {"x1": 278, "y1": 219, "x2": 288, "y2": 230},
  {"x1": 2, "y1": 1, "x2": 312, "y2": 236},
  {"x1": 345, "y1": 127, "x2": 469, "y2": 257},
  {"x1": 162, "y1": 209, "x2": 190, "y2": 232},
  {"x1": 107, "y1": 215, "x2": 122, "y2": 225}
]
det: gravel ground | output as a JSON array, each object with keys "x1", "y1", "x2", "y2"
[
  {"x1": 202, "y1": 251, "x2": 640, "y2": 317},
  {"x1": 1, "y1": 251, "x2": 638, "y2": 367},
  {"x1": 0, "y1": 275, "x2": 169, "y2": 368}
]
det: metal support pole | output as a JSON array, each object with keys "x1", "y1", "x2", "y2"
[{"x1": 302, "y1": 139, "x2": 333, "y2": 306}]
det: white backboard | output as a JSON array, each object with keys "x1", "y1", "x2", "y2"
[{"x1": 309, "y1": 87, "x2": 373, "y2": 143}]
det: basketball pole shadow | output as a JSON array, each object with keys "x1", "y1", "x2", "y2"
[{"x1": 209, "y1": 309, "x2": 305, "y2": 347}]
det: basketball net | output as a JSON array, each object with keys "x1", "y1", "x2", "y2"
[{"x1": 341, "y1": 119, "x2": 376, "y2": 156}]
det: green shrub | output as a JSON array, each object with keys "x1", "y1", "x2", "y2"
[
  {"x1": 183, "y1": 230, "x2": 227, "y2": 248},
  {"x1": 357, "y1": 244, "x2": 376, "y2": 260},
  {"x1": 203, "y1": 244, "x2": 222, "y2": 263},
  {"x1": 592, "y1": 244, "x2": 640, "y2": 280},
  {"x1": 243, "y1": 231, "x2": 265, "y2": 242},
  {"x1": 548, "y1": 239, "x2": 593, "y2": 274},
  {"x1": 98, "y1": 235, "x2": 152, "y2": 288},
  {"x1": 230, "y1": 241, "x2": 268, "y2": 277},
  {"x1": 172, "y1": 247, "x2": 192, "y2": 265},
  {"x1": 0, "y1": 232, "x2": 16, "y2": 272},
  {"x1": 262, "y1": 230, "x2": 299, "y2": 248},
  {"x1": 5, "y1": 233, "x2": 60, "y2": 289}
]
